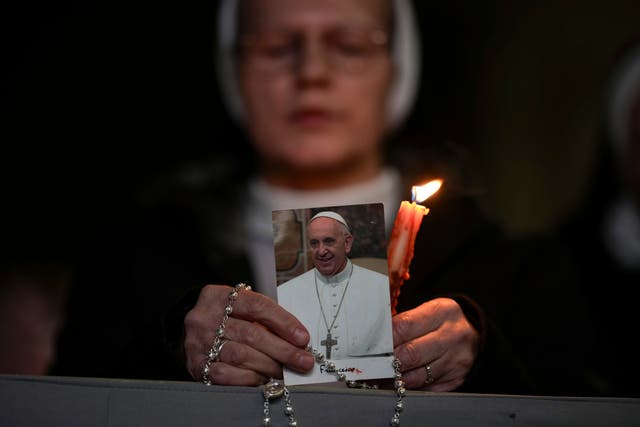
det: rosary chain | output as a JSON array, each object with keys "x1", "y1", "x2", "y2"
[
  {"x1": 202, "y1": 283, "x2": 251, "y2": 385},
  {"x1": 264, "y1": 346, "x2": 406, "y2": 426}
]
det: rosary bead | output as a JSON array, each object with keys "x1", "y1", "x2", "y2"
[
  {"x1": 395, "y1": 401, "x2": 404, "y2": 412},
  {"x1": 390, "y1": 414, "x2": 400, "y2": 426},
  {"x1": 263, "y1": 417, "x2": 270, "y2": 426},
  {"x1": 288, "y1": 420, "x2": 298, "y2": 427},
  {"x1": 284, "y1": 405, "x2": 294, "y2": 416}
]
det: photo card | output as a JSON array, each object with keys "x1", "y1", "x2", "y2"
[{"x1": 272, "y1": 202, "x2": 395, "y2": 386}]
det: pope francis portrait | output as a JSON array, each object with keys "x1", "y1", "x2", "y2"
[{"x1": 277, "y1": 210, "x2": 393, "y2": 361}]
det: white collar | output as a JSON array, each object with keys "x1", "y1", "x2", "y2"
[
  {"x1": 242, "y1": 168, "x2": 401, "y2": 296},
  {"x1": 245, "y1": 167, "x2": 403, "y2": 241},
  {"x1": 314, "y1": 259, "x2": 353, "y2": 285}
]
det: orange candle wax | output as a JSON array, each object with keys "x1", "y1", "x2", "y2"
[{"x1": 387, "y1": 180, "x2": 441, "y2": 315}]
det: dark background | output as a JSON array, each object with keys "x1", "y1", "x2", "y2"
[{"x1": 2, "y1": 0, "x2": 640, "y2": 257}]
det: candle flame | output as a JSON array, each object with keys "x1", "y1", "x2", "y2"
[{"x1": 411, "y1": 179, "x2": 442, "y2": 203}]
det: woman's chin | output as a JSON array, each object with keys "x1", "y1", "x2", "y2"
[{"x1": 277, "y1": 149, "x2": 353, "y2": 171}]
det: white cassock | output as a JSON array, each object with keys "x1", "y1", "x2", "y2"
[{"x1": 278, "y1": 259, "x2": 393, "y2": 360}]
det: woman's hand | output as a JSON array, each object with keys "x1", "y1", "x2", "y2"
[
  {"x1": 184, "y1": 284, "x2": 315, "y2": 385},
  {"x1": 392, "y1": 297, "x2": 479, "y2": 391}
]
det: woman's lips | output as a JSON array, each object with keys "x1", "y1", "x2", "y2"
[{"x1": 290, "y1": 108, "x2": 334, "y2": 127}]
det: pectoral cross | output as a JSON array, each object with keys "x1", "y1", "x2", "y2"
[{"x1": 321, "y1": 332, "x2": 338, "y2": 359}]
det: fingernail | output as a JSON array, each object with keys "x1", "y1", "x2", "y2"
[
  {"x1": 298, "y1": 351, "x2": 314, "y2": 371},
  {"x1": 293, "y1": 327, "x2": 309, "y2": 346}
]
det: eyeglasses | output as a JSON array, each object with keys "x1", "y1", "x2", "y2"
[{"x1": 236, "y1": 28, "x2": 389, "y2": 75}]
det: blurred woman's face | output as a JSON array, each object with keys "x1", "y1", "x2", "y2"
[{"x1": 237, "y1": 0, "x2": 393, "y2": 188}]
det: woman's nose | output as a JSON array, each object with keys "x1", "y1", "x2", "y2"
[{"x1": 295, "y1": 39, "x2": 331, "y2": 84}]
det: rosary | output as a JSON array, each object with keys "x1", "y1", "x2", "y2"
[
  {"x1": 261, "y1": 350, "x2": 406, "y2": 426},
  {"x1": 203, "y1": 283, "x2": 407, "y2": 426}
]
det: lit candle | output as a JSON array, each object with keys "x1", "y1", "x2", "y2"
[{"x1": 387, "y1": 179, "x2": 442, "y2": 314}]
